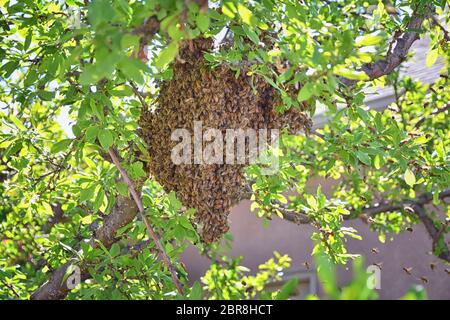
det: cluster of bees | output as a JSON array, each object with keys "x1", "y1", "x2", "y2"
[{"x1": 139, "y1": 38, "x2": 311, "y2": 243}]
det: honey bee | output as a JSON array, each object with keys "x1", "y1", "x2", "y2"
[
  {"x1": 138, "y1": 38, "x2": 311, "y2": 243},
  {"x1": 404, "y1": 206, "x2": 415, "y2": 214},
  {"x1": 402, "y1": 267, "x2": 413, "y2": 275},
  {"x1": 373, "y1": 262, "x2": 383, "y2": 270},
  {"x1": 419, "y1": 276, "x2": 428, "y2": 284}
]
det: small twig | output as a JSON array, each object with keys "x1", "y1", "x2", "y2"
[
  {"x1": 393, "y1": 71, "x2": 408, "y2": 129},
  {"x1": 1, "y1": 280, "x2": 20, "y2": 299},
  {"x1": 251, "y1": 189, "x2": 450, "y2": 262},
  {"x1": 107, "y1": 147, "x2": 185, "y2": 296},
  {"x1": 129, "y1": 81, "x2": 149, "y2": 110},
  {"x1": 431, "y1": 16, "x2": 450, "y2": 41},
  {"x1": 414, "y1": 102, "x2": 450, "y2": 129}
]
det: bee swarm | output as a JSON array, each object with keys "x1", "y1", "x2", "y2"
[{"x1": 139, "y1": 38, "x2": 311, "y2": 243}]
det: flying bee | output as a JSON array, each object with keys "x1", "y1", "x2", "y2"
[
  {"x1": 373, "y1": 262, "x2": 383, "y2": 270},
  {"x1": 404, "y1": 206, "x2": 415, "y2": 214},
  {"x1": 402, "y1": 267, "x2": 413, "y2": 275}
]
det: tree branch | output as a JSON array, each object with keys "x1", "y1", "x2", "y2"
[
  {"x1": 30, "y1": 193, "x2": 139, "y2": 300},
  {"x1": 341, "y1": 5, "x2": 432, "y2": 86},
  {"x1": 41, "y1": 203, "x2": 69, "y2": 233},
  {"x1": 1, "y1": 279, "x2": 21, "y2": 299},
  {"x1": 107, "y1": 147, "x2": 184, "y2": 296},
  {"x1": 413, "y1": 204, "x2": 450, "y2": 262},
  {"x1": 414, "y1": 102, "x2": 450, "y2": 129},
  {"x1": 268, "y1": 189, "x2": 450, "y2": 262},
  {"x1": 431, "y1": 15, "x2": 450, "y2": 42}
]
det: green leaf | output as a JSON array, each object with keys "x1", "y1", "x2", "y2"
[
  {"x1": 9, "y1": 115, "x2": 26, "y2": 131},
  {"x1": 37, "y1": 91, "x2": 55, "y2": 101},
  {"x1": 80, "y1": 215, "x2": 93, "y2": 225},
  {"x1": 24, "y1": 68, "x2": 38, "y2": 87},
  {"x1": 276, "y1": 278, "x2": 299, "y2": 300},
  {"x1": 306, "y1": 195, "x2": 318, "y2": 210},
  {"x1": 51, "y1": 139, "x2": 72, "y2": 154},
  {"x1": 356, "y1": 107, "x2": 370, "y2": 123},
  {"x1": 356, "y1": 34, "x2": 384, "y2": 47},
  {"x1": 432, "y1": 191, "x2": 440, "y2": 206},
  {"x1": 116, "y1": 182, "x2": 129, "y2": 197},
  {"x1": 314, "y1": 251, "x2": 339, "y2": 299},
  {"x1": 85, "y1": 126, "x2": 100, "y2": 143},
  {"x1": 110, "y1": 243, "x2": 120, "y2": 258},
  {"x1": 118, "y1": 57, "x2": 145, "y2": 84},
  {"x1": 3, "y1": 140, "x2": 22, "y2": 159},
  {"x1": 354, "y1": 151, "x2": 371, "y2": 166},
  {"x1": 374, "y1": 154, "x2": 382, "y2": 169},
  {"x1": 1, "y1": 60, "x2": 19, "y2": 78},
  {"x1": 93, "y1": 188, "x2": 105, "y2": 212},
  {"x1": 121, "y1": 34, "x2": 140, "y2": 50},
  {"x1": 80, "y1": 185, "x2": 96, "y2": 203},
  {"x1": 24, "y1": 30, "x2": 32, "y2": 51},
  {"x1": 168, "y1": 191, "x2": 182, "y2": 211},
  {"x1": 90, "y1": 99, "x2": 105, "y2": 121},
  {"x1": 88, "y1": 0, "x2": 116, "y2": 28},
  {"x1": 127, "y1": 161, "x2": 147, "y2": 180},
  {"x1": 335, "y1": 68, "x2": 369, "y2": 81},
  {"x1": 179, "y1": 216, "x2": 193, "y2": 230},
  {"x1": 154, "y1": 42, "x2": 179, "y2": 70},
  {"x1": 237, "y1": 3, "x2": 254, "y2": 25},
  {"x1": 79, "y1": 65, "x2": 100, "y2": 85},
  {"x1": 98, "y1": 129, "x2": 113, "y2": 150},
  {"x1": 196, "y1": 14, "x2": 210, "y2": 33},
  {"x1": 413, "y1": 135, "x2": 429, "y2": 145},
  {"x1": 404, "y1": 169, "x2": 416, "y2": 187},
  {"x1": 242, "y1": 25, "x2": 259, "y2": 45},
  {"x1": 426, "y1": 49, "x2": 439, "y2": 68},
  {"x1": 297, "y1": 83, "x2": 314, "y2": 102},
  {"x1": 402, "y1": 286, "x2": 428, "y2": 300},
  {"x1": 222, "y1": 1, "x2": 236, "y2": 19},
  {"x1": 189, "y1": 282, "x2": 203, "y2": 300}
]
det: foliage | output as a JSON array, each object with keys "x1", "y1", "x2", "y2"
[
  {"x1": 309, "y1": 250, "x2": 427, "y2": 300},
  {"x1": 0, "y1": 0, "x2": 449, "y2": 299}
]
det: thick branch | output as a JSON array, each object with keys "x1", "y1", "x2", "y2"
[
  {"x1": 341, "y1": 6, "x2": 431, "y2": 86},
  {"x1": 30, "y1": 193, "x2": 138, "y2": 300},
  {"x1": 413, "y1": 204, "x2": 450, "y2": 262}
]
